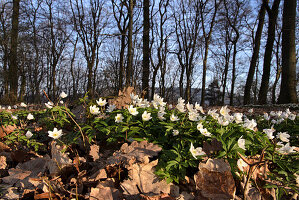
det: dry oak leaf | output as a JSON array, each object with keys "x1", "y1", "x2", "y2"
[
  {"x1": 111, "y1": 86, "x2": 134, "y2": 109},
  {"x1": 0, "y1": 155, "x2": 7, "y2": 169},
  {"x1": 89, "y1": 186, "x2": 122, "y2": 200},
  {"x1": 0, "y1": 186, "x2": 21, "y2": 199},
  {"x1": 2, "y1": 168, "x2": 31, "y2": 185},
  {"x1": 50, "y1": 141, "x2": 72, "y2": 173},
  {"x1": 90, "y1": 168, "x2": 108, "y2": 181},
  {"x1": 120, "y1": 160, "x2": 172, "y2": 196},
  {"x1": 89, "y1": 144, "x2": 100, "y2": 161},
  {"x1": 0, "y1": 124, "x2": 16, "y2": 138},
  {"x1": 107, "y1": 141, "x2": 162, "y2": 166},
  {"x1": 140, "y1": 193, "x2": 176, "y2": 200},
  {"x1": 0, "y1": 142, "x2": 11, "y2": 152},
  {"x1": 2, "y1": 157, "x2": 48, "y2": 189},
  {"x1": 194, "y1": 158, "x2": 236, "y2": 200}
]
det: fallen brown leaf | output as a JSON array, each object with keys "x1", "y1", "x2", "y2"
[
  {"x1": 111, "y1": 87, "x2": 134, "y2": 109},
  {"x1": 89, "y1": 144, "x2": 100, "y2": 161},
  {"x1": 107, "y1": 141, "x2": 162, "y2": 166},
  {"x1": 121, "y1": 160, "x2": 172, "y2": 196},
  {"x1": 89, "y1": 187, "x2": 122, "y2": 200},
  {"x1": 0, "y1": 142, "x2": 10, "y2": 152},
  {"x1": 0, "y1": 125, "x2": 16, "y2": 138},
  {"x1": 34, "y1": 192, "x2": 58, "y2": 200},
  {"x1": 140, "y1": 193, "x2": 176, "y2": 200},
  {"x1": 194, "y1": 158, "x2": 236, "y2": 200},
  {"x1": 0, "y1": 155, "x2": 7, "y2": 169}
]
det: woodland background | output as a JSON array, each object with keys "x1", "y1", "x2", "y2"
[{"x1": 0, "y1": 0, "x2": 298, "y2": 105}]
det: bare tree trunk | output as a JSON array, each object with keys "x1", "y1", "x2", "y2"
[
  {"x1": 258, "y1": 0, "x2": 280, "y2": 104},
  {"x1": 142, "y1": 0, "x2": 150, "y2": 99},
  {"x1": 244, "y1": 1, "x2": 267, "y2": 105},
  {"x1": 278, "y1": 0, "x2": 298, "y2": 103},
  {"x1": 70, "y1": 37, "x2": 78, "y2": 99},
  {"x1": 126, "y1": 0, "x2": 134, "y2": 87},
  {"x1": 8, "y1": 0, "x2": 20, "y2": 104},
  {"x1": 272, "y1": 30, "x2": 281, "y2": 104},
  {"x1": 200, "y1": 0, "x2": 220, "y2": 106},
  {"x1": 201, "y1": 42, "x2": 209, "y2": 105},
  {"x1": 119, "y1": 34, "x2": 126, "y2": 91},
  {"x1": 222, "y1": 27, "x2": 231, "y2": 105},
  {"x1": 230, "y1": 42, "x2": 237, "y2": 105}
]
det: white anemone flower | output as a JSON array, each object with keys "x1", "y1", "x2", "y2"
[
  {"x1": 288, "y1": 114, "x2": 296, "y2": 121},
  {"x1": 60, "y1": 92, "x2": 68, "y2": 98},
  {"x1": 45, "y1": 101, "x2": 54, "y2": 109},
  {"x1": 107, "y1": 104, "x2": 116, "y2": 113},
  {"x1": 190, "y1": 143, "x2": 205, "y2": 159},
  {"x1": 48, "y1": 128, "x2": 63, "y2": 139},
  {"x1": 176, "y1": 97, "x2": 186, "y2": 113},
  {"x1": 170, "y1": 113, "x2": 179, "y2": 122},
  {"x1": 248, "y1": 108, "x2": 253, "y2": 113},
  {"x1": 277, "y1": 132, "x2": 290, "y2": 143},
  {"x1": 263, "y1": 126, "x2": 275, "y2": 140},
  {"x1": 173, "y1": 129, "x2": 179, "y2": 136},
  {"x1": 27, "y1": 113, "x2": 34, "y2": 120},
  {"x1": 238, "y1": 136, "x2": 246, "y2": 150},
  {"x1": 128, "y1": 105, "x2": 139, "y2": 116},
  {"x1": 142, "y1": 111, "x2": 152, "y2": 121},
  {"x1": 194, "y1": 102, "x2": 205, "y2": 114},
  {"x1": 96, "y1": 98, "x2": 107, "y2": 106},
  {"x1": 90, "y1": 105, "x2": 100, "y2": 115},
  {"x1": 20, "y1": 102, "x2": 27, "y2": 108},
  {"x1": 115, "y1": 113, "x2": 124, "y2": 123},
  {"x1": 158, "y1": 112, "x2": 166, "y2": 121},
  {"x1": 218, "y1": 117, "x2": 229, "y2": 126},
  {"x1": 7, "y1": 106, "x2": 11, "y2": 110},
  {"x1": 208, "y1": 109, "x2": 219, "y2": 120},
  {"x1": 176, "y1": 104, "x2": 186, "y2": 113},
  {"x1": 186, "y1": 103, "x2": 194, "y2": 112},
  {"x1": 25, "y1": 131, "x2": 33, "y2": 139},
  {"x1": 243, "y1": 119, "x2": 257, "y2": 131},
  {"x1": 234, "y1": 113, "x2": 243, "y2": 124},
  {"x1": 278, "y1": 143, "x2": 295, "y2": 154},
  {"x1": 197, "y1": 122, "x2": 204, "y2": 131},
  {"x1": 188, "y1": 111, "x2": 199, "y2": 121},
  {"x1": 263, "y1": 113, "x2": 270, "y2": 121},
  {"x1": 200, "y1": 128, "x2": 212, "y2": 137},
  {"x1": 237, "y1": 158, "x2": 248, "y2": 172},
  {"x1": 220, "y1": 106, "x2": 230, "y2": 116},
  {"x1": 130, "y1": 93, "x2": 139, "y2": 105},
  {"x1": 12, "y1": 115, "x2": 18, "y2": 120}
]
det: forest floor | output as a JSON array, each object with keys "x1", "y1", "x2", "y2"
[{"x1": 0, "y1": 101, "x2": 298, "y2": 200}]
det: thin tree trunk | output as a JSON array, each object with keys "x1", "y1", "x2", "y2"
[
  {"x1": 222, "y1": 29, "x2": 231, "y2": 105},
  {"x1": 119, "y1": 33, "x2": 126, "y2": 91},
  {"x1": 70, "y1": 38, "x2": 78, "y2": 99},
  {"x1": 126, "y1": 0, "x2": 134, "y2": 87},
  {"x1": 201, "y1": 42, "x2": 209, "y2": 105},
  {"x1": 258, "y1": 0, "x2": 280, "y2": 104},
  {"x1": 230, "y1": 42, "x2": 237, "y2": 105},
  {"x1": 244, "y1": 1, "x2": 267, "y2": 105}
]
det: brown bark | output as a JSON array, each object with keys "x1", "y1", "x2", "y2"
[
  {"x1": 142, "y1": 0, "x2": 150, "y2": 99},
  {"x1": 126, "y1": 0, "x2": 134, "y2": 87},
  {"x1": 277, "y1": 0, "x2": 298, "y2": 103},
  {"x1": 244, "y1": 1, "x2": 267, "y2": 105},
  {"x1": 258, "y1": 0, "x2": 281, "y2": 104},
  {"x1": 112, "y1": 0, "x2": 129, "y2": 91},
  {"x1": 200, "y1": 0, "x2": 221, "y2": 106},
  {"x1": 8, "y1": 0, "x2": 20, "y2": 104}
]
